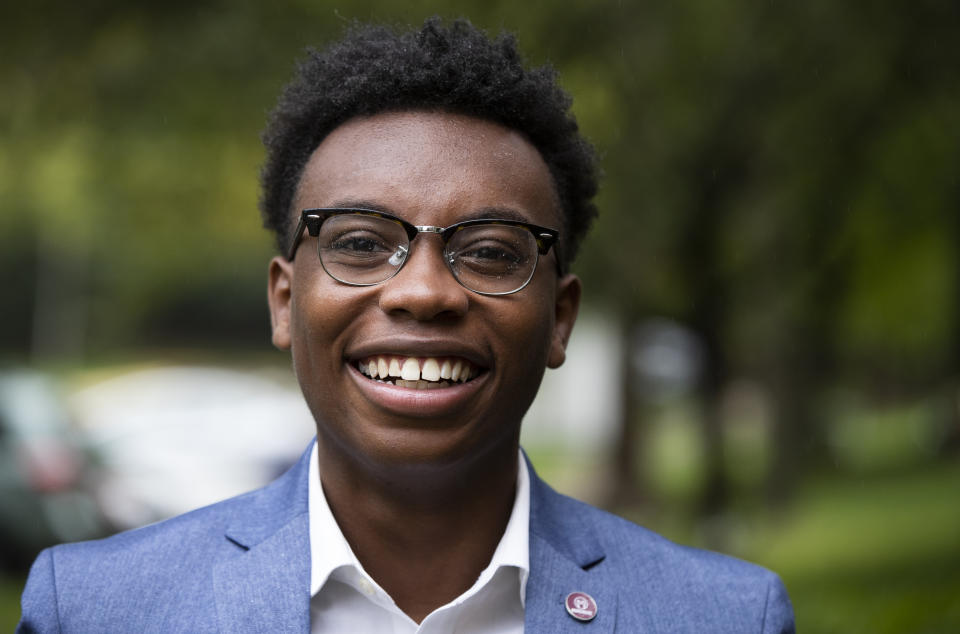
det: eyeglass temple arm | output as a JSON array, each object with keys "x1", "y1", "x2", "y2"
[
  {"x1": 535, "y1": 232, "x2": 558, "y2": 255},
  {"x1": 286, "y1": 213, "x2": 322, "y2": 261},
  {"x1": 535, "y1": 232, "x2": 566, "y2": 276}
]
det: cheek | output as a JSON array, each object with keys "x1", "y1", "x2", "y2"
[
  {"x1": 291, "y1": 267, "x2": 356, "y2": 333},
  {"x1": 289, "y1": 280, "x2": 349, "y2": 372},
  {"x1": 482, "y1": 302, "x2": 555, "y2": 435},
  {"x1": 288, "y1": 289, "x2": 359, "y2": 427},
  {"x1": 495, "y1": 297, "x2": 556, "y2": 374}
]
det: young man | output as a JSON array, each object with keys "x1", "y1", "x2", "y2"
[{"x1": 19, "y1": 19, "x2": 794, "y2": 633}]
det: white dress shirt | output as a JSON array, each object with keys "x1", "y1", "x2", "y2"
[{"x1": 308, "y1": 442, "x2": 530, "y2": 633}]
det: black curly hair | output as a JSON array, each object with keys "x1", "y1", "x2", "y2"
[{"x1": 260, "y1": 17, "x2": 598, "y2": 272}]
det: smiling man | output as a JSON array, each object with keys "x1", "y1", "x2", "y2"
[{"x1": 18, "y1": 18, "x2": 794, "y2": 633}]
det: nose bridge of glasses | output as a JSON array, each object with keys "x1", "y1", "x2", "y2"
[
  {"x1": 410, "y1": 225, "x2": 457, "y2": 262},
  {"x1": 414, "y1": 225, "x2": 445, "y2": 235},
  {"x1": 390, "y1": 230, "x2": 463, "y2": 292},
  {"x1": 402, "y1": 227, "x2": 455, "y2": 268}
]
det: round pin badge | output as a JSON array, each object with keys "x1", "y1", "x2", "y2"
[{"x1": 565, "y1": 591, "x2": 598, "y2": 622}]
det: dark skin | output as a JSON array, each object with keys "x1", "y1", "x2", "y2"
[
  {"x1": 267, "y1": 111, "x2": 581, "y2": 622},
  {"x1": 320, "y1": 433, "x2": 518, "y2": 621}
]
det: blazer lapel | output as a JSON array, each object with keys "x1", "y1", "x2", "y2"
[
  {"x1": 526, "y1": 532, "x2": 619, "y2": 633},
  {"x1": 213, "y1": 515, "x2": 311, "y2": 632},
  {"x1": 524, "y1": 456, "x2": 619, "y2": 633},
  {"x1": 213, "y1": 443, "x2": 314, "y2": 633}
]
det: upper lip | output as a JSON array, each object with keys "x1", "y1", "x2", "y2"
[{"x1": 345, "y1": 336, "x2": 490, "y2": 369}]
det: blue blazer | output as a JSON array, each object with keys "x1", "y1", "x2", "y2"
[{"x1": 18, "y1": 444, "x2": 794, "y2": 632}]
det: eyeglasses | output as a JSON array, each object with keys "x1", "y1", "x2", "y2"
[{"x1": 287, "y1": 208, "x2": 560, "y2": 296}]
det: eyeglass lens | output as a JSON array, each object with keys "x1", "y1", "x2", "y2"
[{"x1": 316, "y1": 214, "x2": 539, "y2": 294}]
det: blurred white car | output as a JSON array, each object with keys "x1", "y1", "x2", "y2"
[
  {"x1": 69, "y1": 366, "x2": 316, "y2": 530},
  {"x1": 0, "y1": 371, "x2": 106, "y2": 568}
]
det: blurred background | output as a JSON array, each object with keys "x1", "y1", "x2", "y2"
[{"x1": 2, "y1": 0, "x2": 959, "y2": 631}]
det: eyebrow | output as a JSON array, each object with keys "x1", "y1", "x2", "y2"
[{"x1": 323, "y1": 199, "x2": 537, "y2": 226}]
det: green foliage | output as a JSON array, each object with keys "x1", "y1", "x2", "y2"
[
  {"x1": 0, "y1": 575, "x2": 24, "y2": 633},
  {"x1": 751, "y1": 463, "x2": 960, "y2": 634},
  {"x1": 4, "y1": 0, "x2": 957, "y2": 371}
]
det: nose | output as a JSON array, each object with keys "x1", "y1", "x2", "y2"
[{"x1": 377, "y1": 237, "x2": 469, "y2": 320}]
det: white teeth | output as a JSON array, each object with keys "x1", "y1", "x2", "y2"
[
  {"x1": 360, "y1": 355, "x2": 478, "y2": 385},
  {"x1": 421, "y1": 358, "x2": 441, "y2": 381},
  {"x1": 401, "y1": 358, "x2": 421, "y2": 381}
]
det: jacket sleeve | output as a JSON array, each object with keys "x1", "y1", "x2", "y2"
[
  {"x1": 761, "y1": 573, "x2": 796, "y2": 634},
  {"x1": 16, "y1": 548, "x2": 62, "y2": 634}
]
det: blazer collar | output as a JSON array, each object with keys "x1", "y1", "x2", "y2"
[
  {"x1": 221, "y1": 442, "x2": 312, "y2": 549},
  {"x1": 214, "y1": 442, "x2": 313, "y2": 633},
  {"x1": 525, "y1": 453, "x2": 619, "y2": 632},
  {"x1": 211, "y1": 444, "x2": 621, "y2": 633}
]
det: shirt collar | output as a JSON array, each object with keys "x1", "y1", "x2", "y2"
[
  {"x1": 308, "y1": 441, "x2": 362, "y2": 595},
  {"x1": 308, "y1": 440, "x2": 530, "y2": 603}
]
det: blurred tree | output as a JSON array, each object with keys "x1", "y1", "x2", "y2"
[
  {"x1": 2, "y1": 0, "x2": 958, "y2": 521},
  {"x1": 571, "y1": 0, "x2": 960, "y2": 519}
]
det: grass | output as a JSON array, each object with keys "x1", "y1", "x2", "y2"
[
  {"x1": 750, "y1": 462, "x2": 960, "y2": 634},
  {"x1": 0, "y1": 574, "x2": 24, "y2": 632}
]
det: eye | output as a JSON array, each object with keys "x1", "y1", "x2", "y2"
[
  {"x1": 329, "y1": 232, "x2": 392, "y2": 254},
  {"x1": 321, "y1": 229, "x2": 398, "y2": 270},
  {"x1": 461, "y1": 243, "x2": 523, "y2": 263},
  {"x1": 455, "y1": 239, "x2": 526, "y2": 275}
]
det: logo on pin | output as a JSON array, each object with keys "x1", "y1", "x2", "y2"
[{"x1": 565, "y1": 591, "x2": 598, "y2": 622}]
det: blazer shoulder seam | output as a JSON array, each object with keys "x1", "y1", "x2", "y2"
[
  {"x1": 760, "y1": 571, "x2": 786, "y2": 633},
  {"x1": 48, "y1": 547, "x2": 64, "y2": 633}
]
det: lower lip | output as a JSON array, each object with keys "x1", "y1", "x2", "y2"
[{"x1": 347, "y1": 363, "x2": 487, "y2": 418}]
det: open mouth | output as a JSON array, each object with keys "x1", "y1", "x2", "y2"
[{"x1": 356, "y1": 355, "x2": 483, "y2": 390}]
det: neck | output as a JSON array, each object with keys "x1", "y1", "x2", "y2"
[{"x1": 317, "y1": 439, "x2": 520, "y2": 623}]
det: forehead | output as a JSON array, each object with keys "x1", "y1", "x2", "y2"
[{"x1": 292, "y1": 111, "x2": 561, "y2": 228}]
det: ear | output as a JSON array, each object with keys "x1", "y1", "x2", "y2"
[
  {"x1": 267, "y1": 256, "x2": 294, "y2": 350},
  {"x1": 547, "y1": 273, "x2": 581, "y2": 369}
]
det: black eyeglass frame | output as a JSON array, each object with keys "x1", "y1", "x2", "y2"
[{"x1": 286, "y1": 208, "x2": 561, "y2": 295}]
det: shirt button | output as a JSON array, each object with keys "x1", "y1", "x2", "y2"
[{"x1": 358, "y1": 578, "x2": 376, "y2": 596}]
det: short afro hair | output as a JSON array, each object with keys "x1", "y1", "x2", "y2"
[{"x1": 260, "y1": 17, "x2": 599, "y2": 271}]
